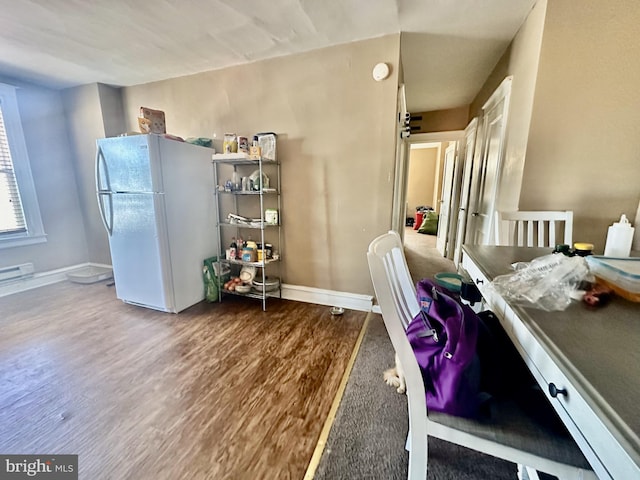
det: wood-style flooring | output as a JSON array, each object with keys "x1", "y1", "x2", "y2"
[{"x1": 0, "y1": 281, "x2": 366, "y2": 479}]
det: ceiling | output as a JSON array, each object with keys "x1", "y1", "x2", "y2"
[{"x1": 0, "y1": 0, "x2": 536, "y2": 112}]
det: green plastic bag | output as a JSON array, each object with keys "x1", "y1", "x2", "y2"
[
  {"x1": 418, "y1": 211, "x2": 439, "y2": 235},
  {"x1": 203, "y1": 256, "x2": 225, "y2": 302}
]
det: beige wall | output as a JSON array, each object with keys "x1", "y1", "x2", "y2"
[
  {"x1": 470, "y1": 52, "x2": 509, "y2": 121},
  {"x1": 470, "y1": 0, "x2": 547, "y2": 215},
  {"x1": 406, "y1": 147, "x2": 438, "y2": 214},
  {"x1": 496, "y1": 0, "x2": 547, "y2": 213},
  {"x1": 410, "y1": 106, "x2": 469, "y2": 134},
  {"x1": 62, "y1": 84, "x2": 113, "y2": 265},
  {"x1": 121, "y1": 36, "x2": 401, "y2": 294},
  {"x1": 97, "y1": 83, "x2": 125, "y2": 139},
  {"x1": 471, "y1": 0, "x2": 640, "y2": 252},
  {"x1": 521, "y1": 0, "x2": 640, "y2": 251}
]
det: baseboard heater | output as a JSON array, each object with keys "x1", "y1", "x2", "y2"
[{"x1": 0, "y1": 262, "x2": 34, "y2": 283}]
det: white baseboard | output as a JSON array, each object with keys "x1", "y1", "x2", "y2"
[
  {"x1": 0, "y1": 262, "x2": 112, "y2": 298},
  {"x1": 281, "y1": 283, "x2": 373, "y2": 312},
  {"x1": 0, "y1": 265, "x2": 375, "y2": 313}
]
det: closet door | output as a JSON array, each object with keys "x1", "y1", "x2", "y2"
[
  {"x1": 452, "y1": 117, "x2": 478, "y2": 266},
  {"x1": 469, "y1": 76, "x2": 512, "y2": 245},
  {"x1": 436, "y1": 142, "x2": 458, "y2": 256}
]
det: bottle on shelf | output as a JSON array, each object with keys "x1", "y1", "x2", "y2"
[
  {"x1": 232, "y1": 170, "x2": 240, "y2": 191},
  {"x1": 249, "y1": 136, "x2": 262, "y2": 159},
  {"x1": 229, "y1": 237, "x2": 237, "y2": 260},
  {"x1": 245, "y1": 236, "x2": 258, "y2": 262}
]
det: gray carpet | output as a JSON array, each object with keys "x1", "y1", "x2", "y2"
[
  {"x1": 313, "y1": 313, "x2": 519, "y2": 480},
  {"x1": 402, "y1": 227, "x2": 457, "y2": 284}
]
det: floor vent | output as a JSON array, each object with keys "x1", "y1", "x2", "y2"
[{"x1": 0, "y1": 263, "x2": 35, "y2": 282}]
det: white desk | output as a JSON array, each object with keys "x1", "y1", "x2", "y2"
[{"x1": 462, "y1": 246, "x2": 640, "y2": 480}]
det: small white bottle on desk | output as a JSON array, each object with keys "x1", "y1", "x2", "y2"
[{"x1": 604, "y1": 214, "x2": 635, "y2": 257}]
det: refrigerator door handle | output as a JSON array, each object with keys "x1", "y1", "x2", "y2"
[
  {"x1": 97, "y1": 192, "x2": 114, "y2": 236},
  {"x1": 96, "y1": 145, "x2": 114, "y2": 235},
  {"x1": 95, "y1": 145, "x2": 111, "y2": 193}
]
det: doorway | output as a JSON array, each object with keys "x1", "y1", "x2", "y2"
[
  {"x1": 406, "y1": 142, "x2": 441, "y2": 222},
  {"x1": 400, "y1": 131, "x2": 463, "y2": 280}
]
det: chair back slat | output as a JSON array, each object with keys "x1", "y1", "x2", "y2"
[
  {"x1": 548, "y1": 221, "x2": 556, "y2": 246},
  {"x1": 370, "y1": 234, "x2": 419, "y2": 323},
  {"x1": 383, "y1": 251, "x2": 413, "y2": 330},
  {"x1": 495, "y1": 211, "x2": 573, "y2": 247}
]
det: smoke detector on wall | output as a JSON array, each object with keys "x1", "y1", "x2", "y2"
[{"x1": 372, "y1": 63, "x2": 390, "y2": 81}]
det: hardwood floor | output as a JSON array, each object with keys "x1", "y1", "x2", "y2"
[{"x1": 0, "y1": 281, "x2": 366, "y2": 479}]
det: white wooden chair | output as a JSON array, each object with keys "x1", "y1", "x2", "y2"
[
  {"x1": 495, "y1": 210, "x2": 573, "y2": 247},
  {"x1": 367, "y1": 231, "x2": 596, "y2": 480}
]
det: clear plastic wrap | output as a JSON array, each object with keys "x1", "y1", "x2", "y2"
[{"x1": 490, "y1": 254, "x2": 592, "y2": 311}]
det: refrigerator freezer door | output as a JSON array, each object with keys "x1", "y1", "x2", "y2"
[
  {"x1": 109, "y1": 192, "x2": 175, "y2": 312},
  {"x1": 97, "y1": 135, "x2": 163, "y2": 193}
]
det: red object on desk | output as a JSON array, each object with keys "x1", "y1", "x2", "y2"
[{"x1": 414, "y1": 212, "x2": 424, "y2": 230}]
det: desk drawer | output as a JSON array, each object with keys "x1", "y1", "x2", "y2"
[
  {"x1": 510, "y1": 315, "x2": 635, "y2": 480},
  {"x1": 462, "y1": 254, "x2": 509, "y2": 328}
]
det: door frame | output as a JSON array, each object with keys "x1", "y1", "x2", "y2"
[{"x1": 392, "y1": 130, "x2": 464, "y2": 244}]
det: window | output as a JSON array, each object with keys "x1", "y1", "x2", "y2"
[
  {"x1": 0, "y1": 83, "x2": 45, "y2": 248},
  {"x1": 0, "y1": 104, "x2": 25, "y2": 234}
]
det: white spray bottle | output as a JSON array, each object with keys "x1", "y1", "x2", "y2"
[
  {"x1": 633, "y1": 199, "x2": 640, "y2": 251},
  {"x1": 604, "y1": 214, "x2": 634, "y2": 257}
]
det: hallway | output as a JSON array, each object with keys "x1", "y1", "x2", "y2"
[{"x1": 403, "y1": 226, "x2": 456, "y2": 284}]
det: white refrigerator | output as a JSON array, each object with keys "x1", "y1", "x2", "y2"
[{"x1": 96, "y1": 134, "x2": 217, "y2": 313}]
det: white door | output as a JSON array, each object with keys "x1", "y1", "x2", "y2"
[
  {"x1": 445, "y1": 139, "x2": 467, "y2": 260},
  {"x1": 470, "y1": 77, "x2": 512, "y2": 245},
  {"x1": 436, "y1": 142, "x2": 458, "y2": 256},
  {"x1": 452, "y1": 118, "x2": 478, "y2": 266},
  {"x1": 392, "y1": 84, "x2": 410, "y2": 237}
]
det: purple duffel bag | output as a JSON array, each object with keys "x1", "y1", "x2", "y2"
[{"x1": 406, "y1": 278, "x2": 482, "y2": 418}]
